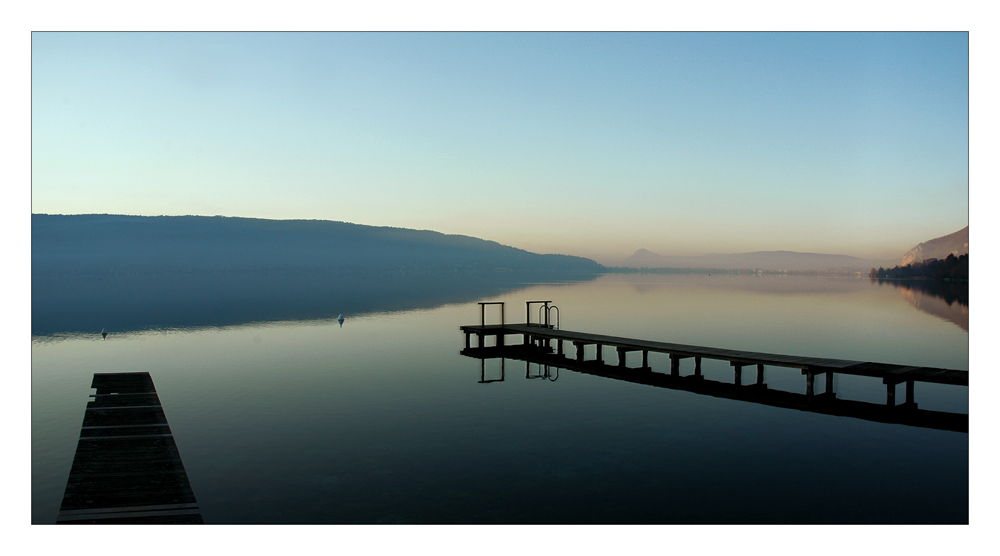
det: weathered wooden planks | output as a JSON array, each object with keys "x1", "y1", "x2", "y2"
[{"x1": 57, "y1": 372, "x2": 203, "y2": 524}]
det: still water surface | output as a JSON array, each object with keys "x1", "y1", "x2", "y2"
[{"x1": 32, "y1": 274, "x2": 968, "y2": 523}]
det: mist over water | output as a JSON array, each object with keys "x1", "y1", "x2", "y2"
[{"x1": 32, "y1": 273, "x2": 967, "y2": 524}]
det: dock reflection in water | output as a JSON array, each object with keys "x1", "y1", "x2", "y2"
[{"x1": 460, "y1": 319, "x2": 968, "y2": 434}]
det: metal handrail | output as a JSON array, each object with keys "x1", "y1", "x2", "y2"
[
  {"x1": 538, "y1": 304, "x2": 560, "y2": 329},
  {"x1": 525, "y1": 300, "x2": 552, "y2": 327}
]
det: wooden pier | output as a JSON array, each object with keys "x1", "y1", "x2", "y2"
[
  {"x1": 460, "y1": 302, "x2": 968, "y2": 433},
  {"x1": 57, "y1": 373, "x2": 203, "y2": 524}
]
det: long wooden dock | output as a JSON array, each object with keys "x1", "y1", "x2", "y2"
[
  {"x1": 460, "y1": 302, "x2": 968, "y2": 432},
  {"x1": 57, "y1": 373, "x2": 203, "y2": 524}
]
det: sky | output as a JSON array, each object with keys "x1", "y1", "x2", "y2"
[{"x1": 31, "y1": 32, "x2": 969, "y2": 264}]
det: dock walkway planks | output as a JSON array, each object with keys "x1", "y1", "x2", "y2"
[{"x1": 57, "y1": 372, "x2": 203, "y2": 524}]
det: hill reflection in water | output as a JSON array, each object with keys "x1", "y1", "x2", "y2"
[
  {"x1": 872, "y1": 279, "x2": 968, "y2": 331},
  {"x1": 31, "y1": 269, "x2": 598, "y2": 337}
]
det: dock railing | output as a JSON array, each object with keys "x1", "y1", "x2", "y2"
[{"x1": 478, "y1": 301, "x2": 505, "y2": 326}]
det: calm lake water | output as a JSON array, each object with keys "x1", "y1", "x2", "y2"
[{"x1": 31, "y1": 273, "x2": 968, "y2": 524}]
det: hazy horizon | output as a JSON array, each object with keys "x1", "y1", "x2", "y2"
[
  {"x1": 28, "y1": 209, "x2": 956, "y2": 266},
  {"x1": 31, "y1": 32, "x2": 968, "y2": 264}
]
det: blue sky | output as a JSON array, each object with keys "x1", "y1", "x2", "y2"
[{"x1": 31, "y1": 32, "x2": 968, "y2": 263}]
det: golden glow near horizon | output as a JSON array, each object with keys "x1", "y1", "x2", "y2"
[{"x1": 31, "y1": 32, "x2": 968, "y2": 263}]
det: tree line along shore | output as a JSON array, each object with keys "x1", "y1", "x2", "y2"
[{"x1": 870, "y1": 253, "x2": 968, "y2": 282}]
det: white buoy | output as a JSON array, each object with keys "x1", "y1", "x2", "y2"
[{"x1": 101, "y1": 328, "x2": 107, "y2": 340}]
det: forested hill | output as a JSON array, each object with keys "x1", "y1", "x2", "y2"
[{"x1": 32, "y1": 214, "x2": 602, "y2": 275}]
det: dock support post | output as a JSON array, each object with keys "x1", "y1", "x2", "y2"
[
  {"x1": 498, "y1": 333, "x2": 504, "y2": 348},
  {"x1": 557, "y1": 339, "x2": 563, "y2": 356},
  {"x1": 734, "y1": 364, "x2": 743, "y2": 386},
  {"x1": 825, "y1": 371, "x2": 834, "y2": 395},
  {"x1": 478, "y1": 333, "x2": 484, "y2": 349},
  {"x1": 465, "y1": 332, "x2": 470, "y2": 350},
  {"x1": 694, "y1": 357, "x2": 702, "y2": 377},
  {"x1": 886, "y1": 383, "x2": 896, "y2": 407},
  {"x1": 596, "y1": 344, "x2": 603, "y2": 363},
  {"x1": 806, "y1": 371, "x2": 815, "y2": 397},
  {"x1": 575, "y1": 342, "x2": 584, "y2": 362},
  {"x1": 670, "y1": 355, "x2": 680, "y2": 377},
  {"x1": 618, "y1": 347, "x2": 627, "y2": 368},
  {"x1": 905, "y1": 380, "x2": 914, "y2": 406},
  {"x1": 642, "y1": 350, "x2": 648, "y2": 369},
  {"x1": 756, "y1": 364, "x2": 764, "y2": 386}
]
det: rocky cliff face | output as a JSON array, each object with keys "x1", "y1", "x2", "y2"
[{"x1": 900, "y1": 226, "x2": 969, "y2": 266}]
